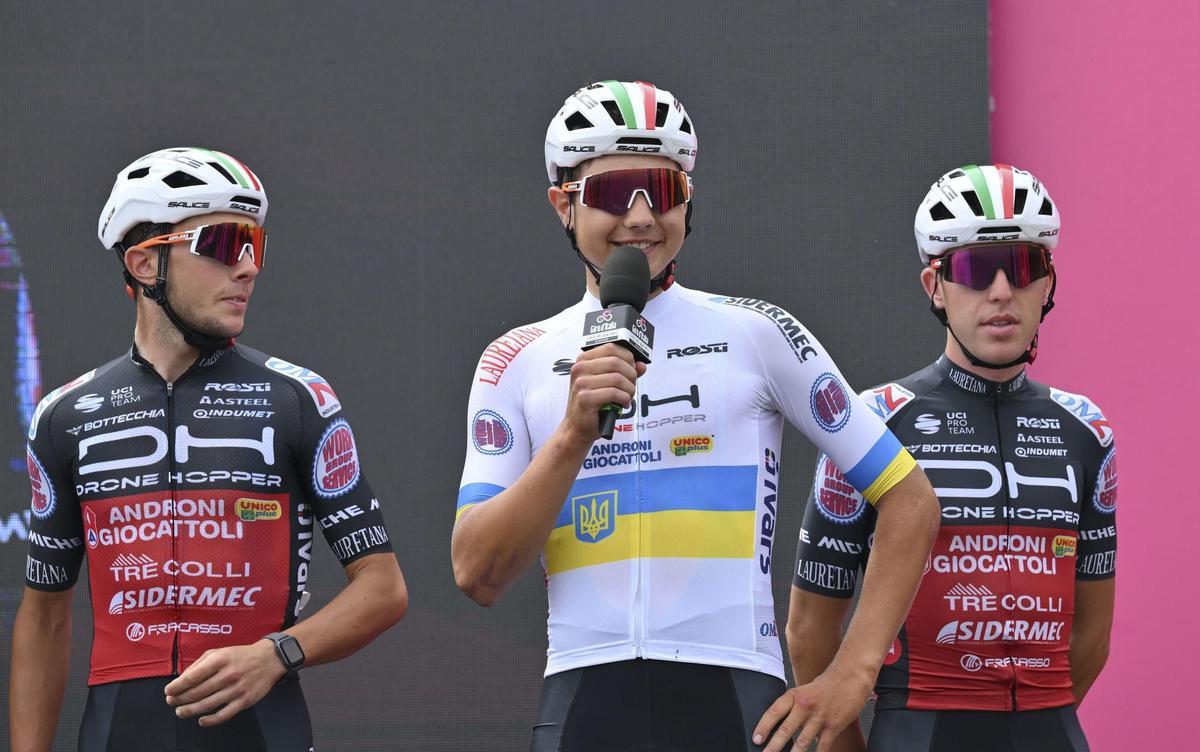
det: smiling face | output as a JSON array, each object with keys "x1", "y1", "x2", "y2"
[
  {"x1": 922, "y1": 259, "x2": 1053, "y2": 372},
  {"x1": 548, "y1": 154, "x2": 688, "y2": 296},
  {"x1": 160, "y1": 211, "x2": 261, "y2": 341}
]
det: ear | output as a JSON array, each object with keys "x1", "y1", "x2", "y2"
[
  {"x1": 547, "y1": 186, "x2": 572, "y2": 229},
  {"x1": 920, "y1": 266, "x2": 944, "y2": 310},
  {"x1": 123, "y1": 246, "x2": 161, "y2": 288}
]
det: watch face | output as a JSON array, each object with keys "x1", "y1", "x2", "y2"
[{"x1": 280, "y1": 638, "x2": 305, "y2": 666}]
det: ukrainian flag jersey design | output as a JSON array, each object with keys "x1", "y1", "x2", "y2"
[{"x1": 457, "y1": 284, "x2": 914, "y2": 679}]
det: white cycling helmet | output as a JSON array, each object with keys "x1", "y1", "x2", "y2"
[
  {"x1": 98, "y1": 147, "x2": 268, "y2": 249},
  {"x1": 545, "y1": 80, "x2": 698, "y2": 183},
  {"x1": 914, "y1": 164, "x2": 1059, "y2": 264}
]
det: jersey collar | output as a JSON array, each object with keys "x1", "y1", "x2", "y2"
[
  {"x1": 936, "y1": 355, "x2": 1029, "y2": 397},
  {"x1": 580, "y1": 279, "x2": 682, "y2": 318}
]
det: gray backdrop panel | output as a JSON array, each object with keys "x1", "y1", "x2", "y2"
[{"x1": 0, "y1": 2, "x2": 986, "y2": 749}]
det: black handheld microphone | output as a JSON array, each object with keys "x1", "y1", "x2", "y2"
[{"x1": 581, "y1": 247, "x2": 655, "y2": 440}]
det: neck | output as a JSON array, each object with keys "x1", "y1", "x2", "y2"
[
  {"x1": 134, "y1": 307, "x2": 201, "y2": 383},
  {"x1": 584, "y1": 276, "x2": 666, "y2": 301},
  {"x1": 943, "y1": 336, "x2": 1026, "y2": 384}
]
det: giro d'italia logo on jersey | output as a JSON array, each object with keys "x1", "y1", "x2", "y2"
[
  {"x1": 26, "y1": 447, "x2": 55, "y2": 519},
  {"x1": 810, "y1": 373, "x2": 851, "y2": 433},
  {"x1": 813, "y1": 455, "x2": 866, "y2": 524},
  {"x1": 573, "y1": 490, "x2": 616, "y2": 543},
  {"x1": 471, "y1": 409, "x2": 513, "y2": 455},
  {"x1": 313, "y1": 419, "x2": 360, "y2": 498},
  {"x1": 1093, "y1": 449, "x2": 1117, "y2": 514}
]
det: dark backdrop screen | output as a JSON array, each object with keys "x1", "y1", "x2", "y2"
[{"x1": 0, "y1": 2, "x2": 986, "y2": 748}]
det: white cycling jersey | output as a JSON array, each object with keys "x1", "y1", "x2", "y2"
[{"x1": 457, "y1": 283, "x2": 914, "y2": 679}]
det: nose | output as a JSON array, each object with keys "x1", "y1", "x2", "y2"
[
  {"x1": 986, "y1": 267, "x2": 1014, "y2": 301},
  {"x1": 232, "y1": 253, "x2": 259, "y2": 282},
  {"x1": 624, "y1": 192, "x2": 656, "y2": 228}
]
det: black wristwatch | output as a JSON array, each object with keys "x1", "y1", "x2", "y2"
[{"x1": 263, "y1": 632, "x2": 305, "y2": 681}]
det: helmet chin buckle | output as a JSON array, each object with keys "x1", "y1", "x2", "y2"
[{"x1": 137, "y1": 247, "x2": 231, "y2": 353}]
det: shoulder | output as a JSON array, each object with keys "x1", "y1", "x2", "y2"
[
  {"x1": 858, "y1": 364, "x2": 943, "y2": 423},
  {"x1": 472, "y1": 306, "x2": 576, "y2": 389},
  {"x1": 683, "y1": 290, "x2": 826, "y2": 363},
  {"x1": 1039, "y1": 382, "x2": 1115, "y2": 448},
  {"x1": 27, "y1": 355, "x2": 125, "y2": 441},
  {"x1": 231, "y1": 344, "x2": 344, "y2": 419}
]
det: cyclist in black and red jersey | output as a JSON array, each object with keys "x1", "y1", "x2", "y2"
[
  {"x1": 787, "y1": 165, "x2": 1116, "y2": 752},
  {"x1": 9, "y1": 148, "x2": 408, "y2": 752}
]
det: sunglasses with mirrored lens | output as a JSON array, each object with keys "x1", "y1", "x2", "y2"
[
  {"x1": 563, "y1": 168, "x2": 692, "y2": 216},
  {"x1": 130, "y1": 223, "x2": 266, "y2": 269},
  {"x1": 932, "y1": 243, "x2": 1051, "y2": 290}
]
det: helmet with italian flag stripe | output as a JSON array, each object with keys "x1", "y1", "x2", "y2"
[
  {"x1": 545, "y1": 80, "x2": 698, "y2": 184},
  {"x1": 914, "y1": 164, "x2": 1059, "y2": 264},
  {"x1": 98, "y1": 147, "x2": 268, "y2": 249}
]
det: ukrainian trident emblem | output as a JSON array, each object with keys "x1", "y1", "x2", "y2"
[{"x1": 573, "y1": 491, "x2": 616, "y2": 543}]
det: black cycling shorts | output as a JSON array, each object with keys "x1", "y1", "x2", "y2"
[
  {"x1": 530, "y1": 659, "x2": 792, "y2": 752},
  {"x1": 868, "y1": 705, "x2": 1089, "y2": 752},
  {"x1": 78, "y1": 676, "x2": 313, "y2": 752}
]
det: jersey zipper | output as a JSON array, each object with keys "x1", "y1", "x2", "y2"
[
  {"x1": 166, "y1": 380, "x2": 181, "y2": 675},
  {"x1": 991, "y1": 395, "x2": 1019, "y2": 711},
  {"x1": 632, "y1": 382, "x2": 646, "y2": 658}
]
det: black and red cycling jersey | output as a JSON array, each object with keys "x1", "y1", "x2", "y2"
[
  {"x1": 24, "y1": 343, "x2": 392, "y2": 686},
  {"x1": 794, "y1": 357, "x2": 1117, "y2": 711}
]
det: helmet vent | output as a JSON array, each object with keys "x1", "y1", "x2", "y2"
[
  {"x1": 1014, "y1": 188, "x2": 1028, "y2": 214},
  {"x1": 231, "y1": 195, "x2": 261, "y2": 207},
  {"x1": 564, "y1": 111, "x2": 592, "y2": 131},
  {"x1": 1039, "y1": 197, "x2": 1054, "y2": 216},
  {"x1": 680, "y1": 117, "x2": 693, "y2": 134},
  {"x1": 978, "y1": 226, "x2": 1021, "y2": 234},
  {"x1": 948, "y1": 170, "x2": 965, "y2": 178},
  {"x1": 616, "y1": 137, "x2": 662, "y2": 146},
  {"x1": 162, "y1": 171, "x2": 206, "y2": 189},
  {"x1": 126, "y1": 167, "x2": 151, "y2": 180},
  {"x1": 601, "y1": 101, "x2": 625, "y2": 126},
  {"x1": 961, "y1": 190, "x2": 985, "y2": 217},
  {"x1": 655, "y1": 103, "x2": 669, "y2": 127},
  {"x1": 929, "y1": 202, "x2": 954, "y2": 221},
  {"x1": 207, "y1": 162, "x2": 237, "y2": 185}
]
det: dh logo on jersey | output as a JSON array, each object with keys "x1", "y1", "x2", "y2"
[
  {"x1": 573, "y1": 491, "x2": 616, "y2": 543},
  {"x1": 810, "y1": 373, "x2": 851, "y2": 433}
]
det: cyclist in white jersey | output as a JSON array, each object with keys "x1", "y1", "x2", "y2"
[{"x1": 452, "y1": 81, "x2": 941, "y2": 752}]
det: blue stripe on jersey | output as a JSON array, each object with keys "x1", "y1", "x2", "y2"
[
  {"x1": 554, "y1": 465, "x2": 758, "y2": 528},
  {"x1": 456, "y1": 482, "x2": 507, "y2": 510},
  {"x1": 844, "y1": 430, "x2": 903, "y2": 492}
]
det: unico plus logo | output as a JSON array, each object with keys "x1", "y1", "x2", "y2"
[{"x1": 669, "y1": 435, "x2": 712, "y2": 456}]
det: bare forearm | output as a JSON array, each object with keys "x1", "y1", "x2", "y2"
[
  {"x1": 787, "y1": 594, "x2": 866, "y2": 752},
  {"x1": 10, "y1": 593, "x2": 72, "y2": 752},
  {"x1": 832, "y1": 470, "x2": 938, "y2": 677},
  {"x1": 452, "y1": 427, "x2": 590, "y2": 603},
  {"x1": 285, "y1": 555, "x2": 407, "y2": 667}
]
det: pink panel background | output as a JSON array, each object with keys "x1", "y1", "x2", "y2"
[{"x1": 992, "y1": 2, "x2": 1200, "y2": 749}]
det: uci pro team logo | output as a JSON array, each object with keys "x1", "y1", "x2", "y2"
[{"x1": 810, "y1": 373, "x2": 852, "y2": 433}]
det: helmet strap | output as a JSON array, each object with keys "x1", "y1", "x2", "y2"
[
  {"x1": 120, "y1": 246, "x2": 231, "y2": 353},
  {"x1": 928, "y1": 276, "x2": 1049, "y2": 370},
  {"x1": 564, "y1": 198, "x2": 683, "y2": 294}
]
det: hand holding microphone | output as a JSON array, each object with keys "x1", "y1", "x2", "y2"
[{"x1": 575, "y1": 247, "x2": 656, "y2": 440}]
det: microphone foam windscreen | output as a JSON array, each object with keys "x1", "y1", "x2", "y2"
[{"x1": 599, "y1": 246, "x2": 651, "y2": 312}]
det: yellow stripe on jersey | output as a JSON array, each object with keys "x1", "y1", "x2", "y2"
[
  {"x1": 861, "y1": 448, "x2": 917, "y2": 505},
  {"x1": 544, "y1": 510, "x2": 756, "y2": 576}
]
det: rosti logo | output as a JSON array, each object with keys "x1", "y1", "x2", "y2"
[
  {"x1": 669, "y1": 435, "x2": 712, "y2": 456},
  {"x1": 814, "y1": 455, "x2": 866, "y2": 524},
  {"x1": 235, "y1": 498, "x2": 282, "y2": 521},
  {"x1": 313, "y1": 420, "x2": 360, "y2": 499},
  {"x1": 471, "y1": 410, "x2": 514, "y2": 455},
  {"x1": 1052, "y1": 535, "x2": 1077, "y2": 558},
  {"x1": 810, "y1": 373, "x2": 851, "y2": 432},
  {"x1": 27, "y1": 448, "x2": 56, "y2": 519}
]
